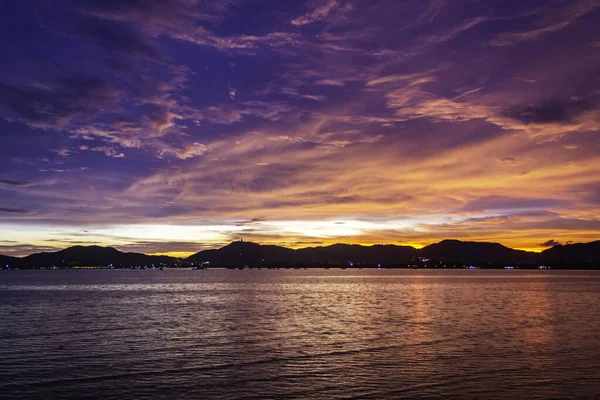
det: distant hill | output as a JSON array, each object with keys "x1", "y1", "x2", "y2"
[
  {"x1": 421, "y1": 239, "x2": 537, "y2": 264},
  {"x1": 20, "y1": 245, "x2": 177, "y2": 268},
  {"x1": 540, "y1": 241, "x2": 600, "y2": 264}
]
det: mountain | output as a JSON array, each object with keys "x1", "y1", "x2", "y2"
[
  {"x1": 421, "y1": 239, "x2": 537, "y2": 264},
  {"x1": 188, "y1": 241, "x2": 295, "y2": 266},
  {"x1": 3, "y1": 239, "x2": 600, "y2": 269},
  {"x1": 188, "y1": 240, "x2": 545, "y2": 267},
  {"x1": 295, "y1": 244, "x2": 417, "y2": 265},
  {"x1": 188, "y1": 241, "x2": 418, "y2": 267},
  {"x1": 21, "y1": 245, "x2": 177, "y2": 268},
  {"x1": 540, "y1": 241, "x2": 600, "y2": 264}
]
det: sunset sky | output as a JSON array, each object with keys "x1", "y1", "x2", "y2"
[{"x1": 1, "y1": 0, "x2": 600, "y2": 257}]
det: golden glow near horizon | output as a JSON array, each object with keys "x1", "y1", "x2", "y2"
[{"x1": 0, "y1": 217, "x2": 587, "y2": 257}]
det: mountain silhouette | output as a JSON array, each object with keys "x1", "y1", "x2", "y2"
[
  {"x1": 294, "y1": 244, "x2": 417, "y2": 265},
  {"x1": 187, "y1": 242, "x2": 419, "y2": 266},
  {"x1": 188, "y1": 240, "x2": 537, "y2": 267},
  {"x1": 188, "y1": 241, "x2": 295, "y2": 266},
  {"x1": 540, "y1": 240, "x2": 600, "y2": 264},
  {"x1": 420, "y1": 239, "x2": 537, "y2": 264},
  {"x1": 2, "y1": 240, "x2": 600, "y2": 268},
  {"x1": 11, "y1": 245, "x2": 176, "y2": 268}
]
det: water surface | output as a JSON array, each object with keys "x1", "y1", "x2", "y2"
[{"x1": 1, "y1": 269, "x2": 599, "y2": 399}]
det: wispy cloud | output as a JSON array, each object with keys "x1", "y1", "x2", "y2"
[
  {"x1": 292, "y1": 0, "x2": 339, "y2": 26},
  {"x1": 490, "y1": 0, "x2": 600, "y2": 46}
]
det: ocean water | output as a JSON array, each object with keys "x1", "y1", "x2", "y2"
[{"x1": 1, "y1": 269, "x2": 599, "y2": 399}]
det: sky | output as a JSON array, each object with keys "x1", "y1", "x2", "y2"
[{"x1": 1, "y1": 0, "x2": 600, "y2": 257}]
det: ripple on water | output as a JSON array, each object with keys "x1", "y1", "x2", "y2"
[{"x1": 1, "y1": 269, "x2": 599, "y2": 399}]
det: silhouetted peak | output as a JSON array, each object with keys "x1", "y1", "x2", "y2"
[
  {"x1": 433, "y1": 239, "x2": 506, "y2": 247},
  {"x1": 223, "y1": 240, "x2": 262, "y2": 250},
  {"x1": 438, "y1": 239, "x2": 462, "y2": 244}
]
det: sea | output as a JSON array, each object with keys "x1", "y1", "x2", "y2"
[{"x1": 1, "y1": 269, "x2": 599, "y2": 399}]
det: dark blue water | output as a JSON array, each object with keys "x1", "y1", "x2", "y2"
[{"x1": 1, "y1": 269, "x2": 599, "y2": 399}]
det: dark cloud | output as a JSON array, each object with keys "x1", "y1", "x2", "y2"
[
  {"x1": 0, "y1": 244, "x2": 60, "y2": 257},
  {"x1": 539, "y1": 239, "x2": 562, "y2": 247},
  {"x1": 0, "y1": 76, "x2": 119, "y2": 129},
  {"x1": 79, "y1": 16, "x2": 164, "y2": 62},
  {"x1": 532, "y1": 218, "x2": 600, "y2": 231},
  {"x1": 461, "y1": 196, "x2": 563, "y2": 212},
  {"x1": 0, "y1": 207, "x2": 30, "y2": 214},
  {"x1": 236, "y1": 217, "x2": 266, "y2": 226},
  {"x1": 84, "y1": 0, "x2": 211, "y2": 30},
  {"x1": 504, "y1": 97, "x2": 597, "y2": 125},
  {"x1": 186, "y1": 163, "x2": 310, "y2": 194},
  {"x1": 0, "y1": 179, "x2": 32, "y2": 187},
  {"x1": 326, "y1": 195, "x2": 359, "y2": 204}
]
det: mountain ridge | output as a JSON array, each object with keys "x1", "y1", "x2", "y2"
[
  {"x1": 1, "y1": 240, "x2": 599, "y2": 268},
  {"x1": 3, "y1": 245, "x2": 178, "y2": 268}
]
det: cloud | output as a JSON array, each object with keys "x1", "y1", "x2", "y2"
[
  {"x1": 314, "y1": 79, "x2": 346, "y2": 87},
  {"x1": 0, "y1": 2, "x2": 197, "y2": 159},
  {"x1": 145, "y1": 101, "x2": 182, "y2": 137},
  {"x1": 79, "y1": 16, "x2": 164, "y2": 62},
  {"x1": 90, "y1": 146, "x2": 125, "y2": 158},
  {"x1": 0, "y1": 244, "x2": 61, "y2": 257},
  {"x1": 0, "y1": 207, "x2": 29, "y2": 214},
  {"x1": 87, "y1": 0, "x2": 302, "y2": 52},
  {"x1": 379, "y1": 75, "x2": 600, "y2": 139},
  {"x1": 424, "y1": 17, "x2": 490, "y2": 46},
  {"x1": 162, "y1": 142, "x2": 207, "y2": 159},
  {"x1": 0, "y1": 179, "x2": 32, "y2": 187},
  {"x1": 490, "y1": 0, "x2": 600, "y2": 46},
  {"x1": 114, "y1": 240, "x2": 206, "y2": 255},
  {"x1": 84, "y1": 0, "x2": 216, "y2": 35},
  {"x1": 235, "y1": 217, "x2": 266, "y2": 226},
  {"x1": 367, "y1": 72, "x2": 437, "y2": 87},
  {"x1": 0, "y1": 76, "x2": 120, "y2": 130},
  {"x1": 503, "y1": 97, "x2": 598, "y2": 124},
  {"x1": 460, "y1": 195, "x2": 564, "y2": 212},
  {"x1": 188, "y1": 101, "x2": 300, "y2": 125},
  {"x1": 539, "y1": 239, "x2": 562, "y2": 247},
  {"x1": 409, "y1": 0, "x2": 445, "y2": 26},
  {"x1": 292, "y1": 0, "x2": 339, "y2": 26},
  {"x1": 55, "y1": 147, "x2": 72, "y2": 157}
]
